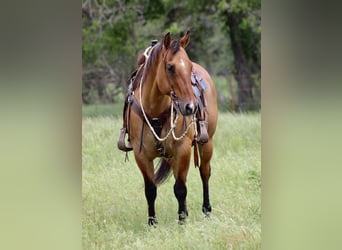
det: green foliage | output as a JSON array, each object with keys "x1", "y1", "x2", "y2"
[
  {"x1": 82, "y1": 21, "x2": 102, "y2": 64},
  {"x1": 164, "y1": 22, "x2": 181, "y2": 35},
  {"x1": 82, "y1": 112, "x2": 261, "y2": 248},
  {"x1": 213, "y1": 76, "x2": 236, "y2": 112},
  {"x1": 216, "y1": 0, "x2": 261, "y2": 69},
  {"x1": 144, "y1": 0, "x2": 165, "y2": 20},
  {"x1": 82, "y1": 0, "x2": 260, "y2": 110}
]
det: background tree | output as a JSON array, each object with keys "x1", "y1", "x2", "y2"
[
  {"x1": 219, "y1": 0, "x2": 261, "y2": 111},
  {"x1": 82, "y1": 0, "x2": 261, "y2": 111}
]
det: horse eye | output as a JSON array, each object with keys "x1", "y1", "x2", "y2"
[{"x1": 166, "y1": 63, "x2": 175, "y2": 73}]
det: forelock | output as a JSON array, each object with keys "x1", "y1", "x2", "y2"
[{"x1": 170, "y1": 40, "x2": 180, "y2": 54}]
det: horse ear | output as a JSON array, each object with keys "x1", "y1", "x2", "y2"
[
  {"x1": 163, "y1": 32, "x2": 171, "y2": 49},
  {"x1": 180, "y1": 31, "x2": 190, "y2": 48}
]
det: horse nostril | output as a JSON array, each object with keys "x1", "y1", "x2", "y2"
[{"x1": 185, "y1": 102, "x2": 195, "y2": 115}]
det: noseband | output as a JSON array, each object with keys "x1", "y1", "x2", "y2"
[{"x1": 170, "y1": 90, "x2": 181, "y2": 114}]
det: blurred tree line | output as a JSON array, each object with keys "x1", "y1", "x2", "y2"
[{"x1": 82, "y1": 0, "x2": 260, "y2": 111}]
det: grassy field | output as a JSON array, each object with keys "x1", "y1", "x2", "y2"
[{"x1": 82, "y1": 104, "x2": 260, "y2": 249}]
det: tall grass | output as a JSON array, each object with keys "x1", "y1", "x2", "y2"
[
  {"x1": 82, "y1": 111, "x2": 260, "y2": 249},
  {"x1": 82, "y1": 103, "x2": 123, "y2": 118}
]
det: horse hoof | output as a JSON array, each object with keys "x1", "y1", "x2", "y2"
[
  {"x1": 148, "y1": 216, "x2": 158, "y2": 227},
  {"x1": 178, "y1": 211, "x2": 188, "y2": 225},
  {"x1": 178, "y1": 220, "x2": 186, "y2": 225},
  {"x1": 202, "y1": 205, "x2": 212, "y2": 218},
  {"x1": 203, "y1": 211, "x2": 211, "y2": 219}
]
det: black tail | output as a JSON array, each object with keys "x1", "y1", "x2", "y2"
[{"x1": 154, "y1": 159, "x2": 172, "y2": 185}]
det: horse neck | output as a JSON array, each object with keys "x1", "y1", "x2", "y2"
[{"x1": 140, "y1": 72, "x2": 170, "y2": 117}]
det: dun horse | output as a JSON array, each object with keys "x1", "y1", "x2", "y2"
[{"x1": 118, "y1": 32, "x2": 218, "y2": 225}]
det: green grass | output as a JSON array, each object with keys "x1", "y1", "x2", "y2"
[
  {"x1": 82, "y1": 103, "x2": 123, "y2": 118},
  {"x1": 82, "y1": 110, "x2": 260, "y2": 249}
]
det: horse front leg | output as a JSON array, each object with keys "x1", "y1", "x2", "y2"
[
  {"x1": 144, "y1": 177, "x2": 158, "y2": 226},
  {"x1": 174, "y1": 178, "x2": 188, "y2": 224},
  {"x1": 200, "y1": 166, "x2": 211, "y2": 217},
  {"x1": 172, "y1": 152, "x2": 191, "y2": 224},
  {"x1": 135, "y1": 155, "x2": 158, "y2": 226},
  {"x1": 199, "y1": 140, "x2": 213, "y2": 217}
]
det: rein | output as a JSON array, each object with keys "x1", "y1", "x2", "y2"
[{"x1": 138, "y1": 46, "x2": 197, "y2": 143}]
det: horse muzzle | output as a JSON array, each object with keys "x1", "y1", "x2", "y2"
[{"x1": 175, "y1": 100, "x2": 197, "y2": 116}]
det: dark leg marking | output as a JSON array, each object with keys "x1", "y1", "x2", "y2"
[
  {"x1": 200, "y1": 167, "x2": 212, "y2": 217},
  {"x1": 144, "y1": 178, "x2": 158, "y2": 226},
  {"x1": 174, "y1": 179, "x2": 188, "y2": 224}
]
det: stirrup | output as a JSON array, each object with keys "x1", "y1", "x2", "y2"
[
  {"x1": 197, "y1": 120, "x2": 209, "y2": 144},
  {"x1": 117, "y1": 128, "x2": 133, "y2": 152}
]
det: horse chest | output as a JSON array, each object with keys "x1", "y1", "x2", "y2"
[
  {"x1": 147, "y1": 120, "x2": 194, "y2": 159},
  {"x1": 143, "y1": 123, "x2": 174, "y2": 158}
]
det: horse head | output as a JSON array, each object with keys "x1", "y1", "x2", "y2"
[{"x1": 156, "y1": 31, "x2": 197, "y2": 116}]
